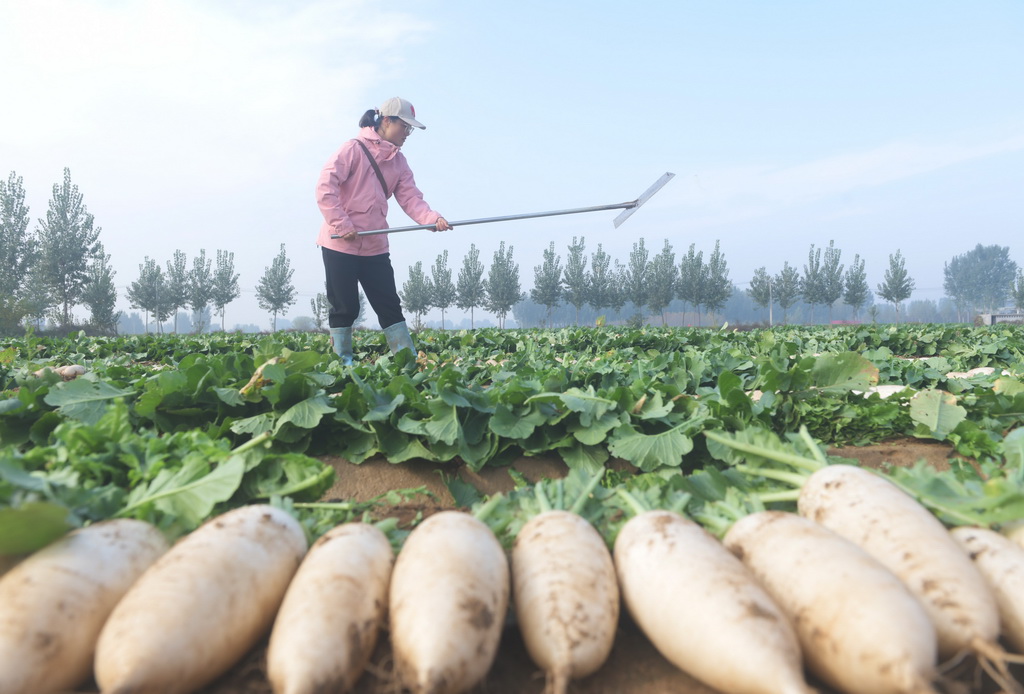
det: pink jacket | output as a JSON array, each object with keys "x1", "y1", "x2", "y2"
[{"x1": 315, "y1": 127, "x2": 442, "y2": 256}]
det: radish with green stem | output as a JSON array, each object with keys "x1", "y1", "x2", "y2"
[
  {"x1": 511, "y1": 471, "x2": 618, "y2": 694},
  {"x1": 613, "y1": 497, "x2": 814, "y2": 694},
  {"x1": 0, "y1": 519, "x2": 169, "y2": 694},
  {"x1": 724, "y1": 510, "x2": 939, "y2": 694},
  {"x1": 95, "y1": 504, "x2": 307, "y2": 694},
  {"x1": 951, "y1": 526, "x2": 1024, "y2": 653},
  {"x1": 706, "y1": 427, "x2": 1020, "y2": 689},
  {"x1": 267, "y1": 521, "x2": 394, "y2": 694},
  {"x1": 389, "y1": 506, "x2": 509, "y2": 694},
  {"x1": 797, "y1": 464, "x2": 1002, "y2": 662}
]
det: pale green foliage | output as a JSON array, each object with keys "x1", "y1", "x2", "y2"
[
  {"x1": 484, "y1": 241, "x2": 523, "y2": 329},
  {"x1": 773, "y1": 261, "x2": 802, "y2": 324},
  {"x1": 401, "y1": 261, "x2": 433, "y2": 329},
  {"x1": 623, "y1": 238, "x2": 650, "y2": 323},
  {"x1": 256, "y1": 244, "x2": 297, "y2": 331},
  {"x1": 212, "y1": 249, "x2": 241, "y2": 331},
  {"x1": 311, "y1": 292, "x2": 329, "y2": 331},
  {"x1": 456, "y1": 243, "x2": 486, "y2": 328},
  {"x1": 877, "y1": 249, "x2": 915, "y2": 324},
  {"x1": 0, "y1": 171, "x2": 34, "y2": 333},
  {"x1": 747, "y1": 267, "x2": 772, "y2": 318},
  {"x1": 530, "y1": 241, "x2": 563, "y2": 325},
  {"x1": 165, "y1": 250, "x2": 189, "y2": 333},
  {"x1": 587, "y1": 244, "x2": 617, "y2": 315},
  {"x1": 843, "y1": 254, "x2": 869, "y2": 319},
  {"x1": 801, "y1": 243, "x2": 822, "y2": 322},
  {"x1": 677, "y1": 243, "x2": 706, "y2": 317},
  {"x1": 81, "y1": 243, "x2": 120, "y2": 335},
  {"x1": 126, "y1": 257, "x2": 167, "y2": 333},
  {"x1": 34, "y1": 168, "x2": 101, "y2": 326},
  {"x1": 562, "y1": 236, "x2": 587, "y2": 324},
  {"x1": 647, "y1": 240, "x2": 678, "y2": 325},
  {"x1": 702, "y1": 241, "x2": 732, "y2": 319},
  {"x1": 187, "y1": 250, "x2": 215, "y2": 333},
  {"x1": 943, "y1": 244, "x2": 1018, "y2": 316},
  {"x1": 820, "y1": 240, "x2": 844, "y2": 322},
  {"x1": 430, "y1": 250, "x2": 457, "y2": 329}
]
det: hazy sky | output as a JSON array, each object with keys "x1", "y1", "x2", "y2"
[{"x1": 3, "y1": 0, "x2": 1022, "y2": 329}]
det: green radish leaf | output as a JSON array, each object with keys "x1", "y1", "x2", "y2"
[
  {"x1": 214, "y1": 387, "x2": 246, "y2": 407},
  {"x1": 994, "y1": 377, "x2": 1024, "y2": 396},
  {"x1": 608, "y1": 422, "x2": 693, "y2": 471},
  {"x1": 123, "y1": 455, "x2": 245, "y2": 529},
  {"x1": 0, "y1": 501, "x2": 73, "y2": 555},
  {"x1": 910, "y1": 389, "x2": 967, "y2": 440},
  {"x1": 560, "y1": 440, "x2": 609, "y2": 475},
  {"x1": 1004, "y1": 428, "x2": 1024, "y2": 473},
  {"x1": 43, "y1": 379, "x2": 132, "y2": 424},
  {"x1": 809, "y1": 352, "x2": 879, "y2": 391},
  {"x1": 275, "y1": 395, "x2": 337, "y2": 431}
]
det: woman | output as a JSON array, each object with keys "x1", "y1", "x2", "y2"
[{"x1": 315, "y1": 96, "x2": 450, "y2": 365}]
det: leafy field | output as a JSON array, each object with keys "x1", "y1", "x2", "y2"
[{"x1": 3, "y1": 324, "x2": 1024, "y2": 693}]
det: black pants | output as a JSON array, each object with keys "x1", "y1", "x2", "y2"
[{"x1": 322, "y1": 248, "x2": 406, "y2": 329}]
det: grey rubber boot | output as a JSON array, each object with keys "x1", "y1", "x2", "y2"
[
  {"x1": 383, "y1": 321, "x2": 416, "y2": 355},
  {"x1": 328, "y1": 326, "x2": 353, "y2": 366}
]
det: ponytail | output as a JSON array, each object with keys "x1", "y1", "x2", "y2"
[{"x1": 358, "y1": 108, "x2": 381, "y2": 129}]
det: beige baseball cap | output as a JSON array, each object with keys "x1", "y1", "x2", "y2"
[{"x1": 379, "y1": 97, "x2": 426, "y2": 129}]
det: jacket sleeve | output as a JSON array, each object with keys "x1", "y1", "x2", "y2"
[
  {"x1": 315, "y1": 144, "x2": 358, "y2": 235},
  {"x1": 392, "y1": 166, "x2": 442, "y2": 226}
]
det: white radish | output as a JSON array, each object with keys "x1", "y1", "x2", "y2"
[
  {"x1": 724, "y1": 510, "x2": 938, "y2": 694},
  {"x1": 614, "y1": 510, "x2": 814, "y2": 694},
  {"x1": 512, "y1": 510, "x2": 618, "y2": 694},
  {"x1": 389, "y1": 510, "x2": 509, "y2": 694},
  {"x1": 95, "y1": 504, "x2": 307, "y2": 694},
  {"x1": 0, "y1": 519, "x2": 169, "y2": 694},
  {"x1": 267, "y1": 522, "x2": 393, "y2": 694},
  {"x1": 56, "y1": 364, "x2": 87, "y2": 380},
  {"x1": 797, "y1": 464, "x2": 1000, "y2": 660},
  {"x1": 952, "y1": 526, "x2": 1024, "y2": 653}
]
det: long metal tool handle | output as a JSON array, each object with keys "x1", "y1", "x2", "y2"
[{"x1": 329, "y1": 172, "x2": 674, "y2": 239}]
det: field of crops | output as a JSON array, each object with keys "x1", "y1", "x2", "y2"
[{"x1": 3, "y1": 324, "x2": 1024, "y2": 693}]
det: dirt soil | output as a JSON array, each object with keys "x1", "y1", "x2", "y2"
[{"x1": 93, "y1": 439, "x2": 1009, "y2": 694}]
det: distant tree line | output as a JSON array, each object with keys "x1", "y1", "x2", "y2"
[
  {"x1": 4, "y1": 168, "x2": 1023, "y2": 336},
  {"x1": 399, "y1": 235, "x2": 1024, "y2": 329},
  {"x1": 0, "y1": 169, "x2": 299, "y2": 335}
]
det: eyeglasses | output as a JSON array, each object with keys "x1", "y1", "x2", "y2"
[{"x1": 391, "y1": 118, "x2": 414, "y2": 134}]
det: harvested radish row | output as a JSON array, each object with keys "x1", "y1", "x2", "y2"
[
  {"x1": 614, "y1": 510, "x2": 814, "y2": 694},
  {"x1": 267, "y1": 522, "x2": 393, "y2": 694},
  {"x1": 797, "y1": 464, "x2": 1000, "y2": 660},
  {"x1": 0, "y1": 519, "x2": 169, "y2": 694},
  {"x1": 951, "y1": 526, "x2": 1024, "y2": 653},
  {"x1": 512, "y1": 510, "x2": 618, "y2": 694},
  {"x1": 724, "y1": 510, "x2": 939, "y2": 694},
  {"x1": 95, "y1": 504, "x2": 307, "y2": 694},
  {"x1": 389, "y1": 510, "x2": 509, "y2": 694}
]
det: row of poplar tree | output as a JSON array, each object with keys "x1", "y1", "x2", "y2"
[
  {"x1": 395, "y1": 237, "x2": 914, "y2": 328},
  {"x1": 0, "y1": 169, "x2": 302, "y2": 334},
  {"x1": 398, "y1": 236, "x2": 1024, "y2": 329}
]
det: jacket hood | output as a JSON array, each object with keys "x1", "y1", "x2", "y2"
[{"x1": 357, "y1": 126, "x2": 400, "y2": 161}]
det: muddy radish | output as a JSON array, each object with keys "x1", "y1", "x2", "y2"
[
  {"x1": 0, "y1": 519, "x2": 168, "y2": 694},
  {"x1": 267, "y1": 522, "x2": 393, "y2": 694},
  {"x1": 615, "y1": 510, "x2": 814, "y2": 694},
  {"x1": 94, "y1": 504, "x2": 307, "y2": 694},
  {"x1": 389, "y1": 510, "x2": 509, "y2": 694},
  {"x1": 724, "y1": 510, "x2": 938, "y2": 694}
]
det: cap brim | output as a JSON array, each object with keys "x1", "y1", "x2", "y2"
[{"x1": 399, "y1": 117, "x2": 426, "y2": 130}]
